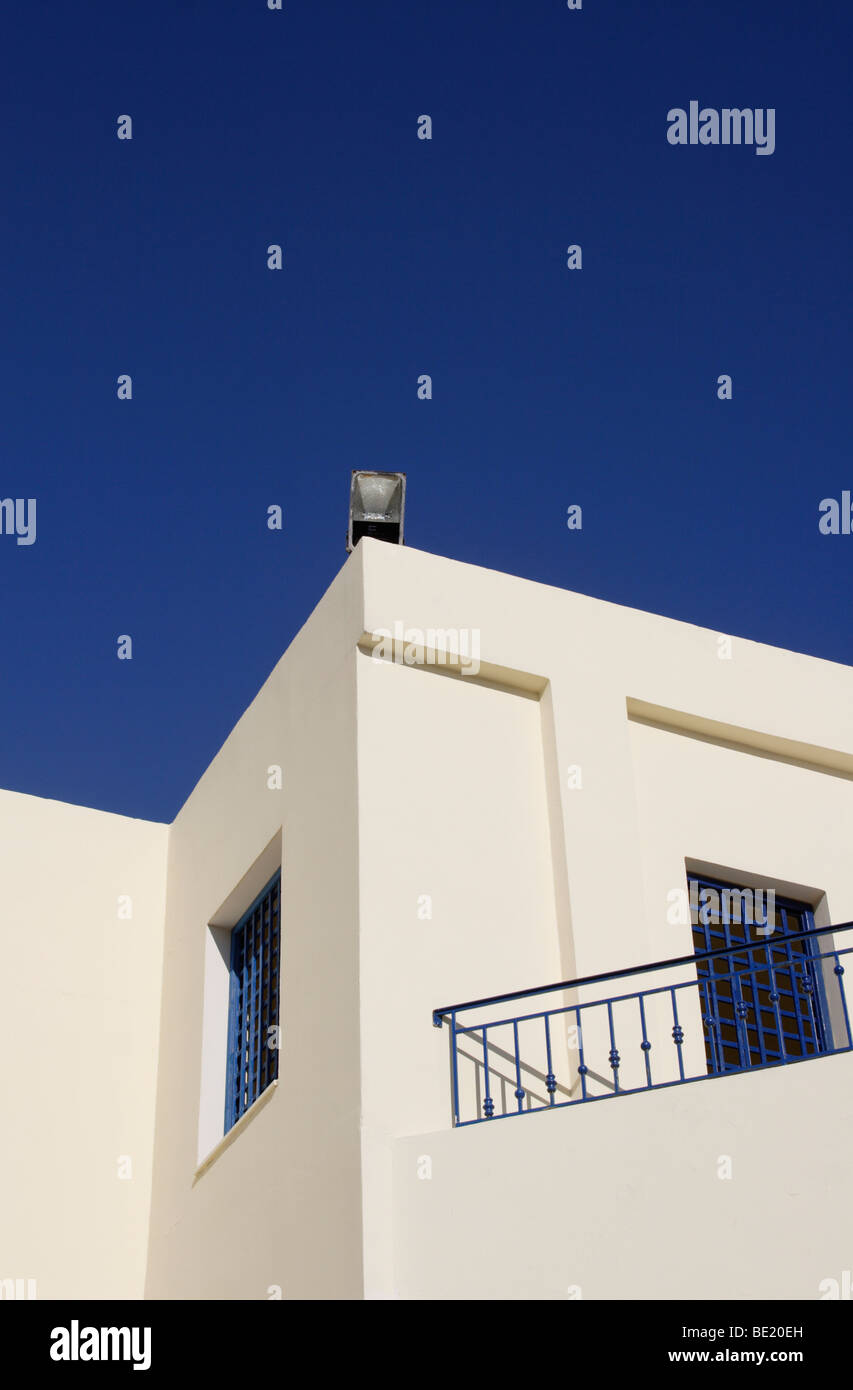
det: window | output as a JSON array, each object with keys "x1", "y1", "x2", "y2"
[
  {"x1": 689, "y1": 874, "x2": 829, "y2": 1074},
  {"x1": 224, "y1": 871, "x2": 281, "y2": 1132}
]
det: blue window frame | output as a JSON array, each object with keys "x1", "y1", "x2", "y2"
[
  {"x1": 224, "y1": 871, "x2": 281, "y2": 1132},
  {"x1": 689, "y1": 873, "x2": 830, "y2": 1075}
]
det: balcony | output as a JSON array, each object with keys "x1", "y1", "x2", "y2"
[{"x1": 433, "y1": 922, "x2": 853, "y2": 1126}]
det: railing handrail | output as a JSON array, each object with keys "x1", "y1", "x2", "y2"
[
  {"x1": 448, "y1": 943, "x2": 853, "y2": 1034},
  {"x1": 432, "y1": 919, "x2": 853, "y2": 1026}
]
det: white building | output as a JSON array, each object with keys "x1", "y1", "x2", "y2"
[{"x1": 2, "y1": 538, "x2": 852, "y2": 1300}]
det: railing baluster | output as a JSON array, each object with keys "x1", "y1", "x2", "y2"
[
  {"x1": 544, "y1": 1014, "x2": 557, "y2": 1103},
  {"x1": 606, "y1": 1000, "x2": 620, "y2": 1093},
  {"x1": 670, "y1": 988, "x2": 685, "y2": 1081},
  {"x1": 699, "y1": 977, "x2": 719, "y2": 1075},
  {"x1": 733, "y1": 972, "x2": 751, "y2": 1069},
  {"x1": 833, "y1": 952, "x2": 852, "y2": 1049},
  {"x1": 800, "y1": 961, "x2": 818, "y2": 1053},
  {"x1": 482, "y1": 1025, "x2": 494, "y2": 1118},
  {"x1": 575, "y1": 1007, "x2": 588, "y2": 1101},
  {"x1": 450, "y1": 1011, "x2": 460, "y2": 1126},
  {"x1": 638, "y1": 993, "x2": 653, "y2": 1087},
  {"x1": 513, "y1": 1020, "x2": 525, "y2": 1112},
  {"x1": 767, "y1": 956, "x2": 788, "y2": 1064},
  {"x1": 748, "y1": 962, "x2": 768, "y2": 1069},
  {"x1": 783, "y1": 934, "x2": 809, "y2": 1058},
  {"x1": 801, "y1": 934, "x2": 830, "y2": 1054}
]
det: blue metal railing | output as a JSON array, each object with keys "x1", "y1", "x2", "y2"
[{"x1": 433, "y1": 922, "x2": 853, "y2": 1126}]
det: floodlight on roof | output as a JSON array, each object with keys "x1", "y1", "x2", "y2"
[{"x1": 346, "y1": 471, "x2": 406, "y2": 553}]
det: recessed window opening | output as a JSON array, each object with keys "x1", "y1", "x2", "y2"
[
  {"x1": 224, "y1": 871, "x2": 281, "y2": 1132},
  {"x1": 689, "y1": 873, "x2": 830, "y2": 1075}
]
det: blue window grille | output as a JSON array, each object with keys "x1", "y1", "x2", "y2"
[
  {"x1": 224, "y1": 871, "x2": 281, "y2": 1133},
  {"x1": 689, "y1": 875, "x2": 830, "y2": 1074}
]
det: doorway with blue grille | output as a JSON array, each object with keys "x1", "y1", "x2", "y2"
[{"x1": 689, "y1": 874, "x2": 830, "y2": 1074}]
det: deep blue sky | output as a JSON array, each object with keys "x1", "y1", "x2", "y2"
[{"x1": 1, "y1": 0, "x2": 850, "y2": 822}]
